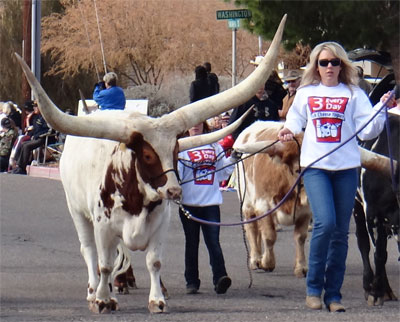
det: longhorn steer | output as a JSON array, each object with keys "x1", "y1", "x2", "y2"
[
  {"x1": 15, "y1": 15, "x2": 287, "y2": 314},
  {"x1": 233, "y1": 121, "x2": 311, "y2": 277},
  {"x1": 353, "y1": 112, "x2": 399, "y2": 306},
  {"x1": 232, "y1": 118, "x2": 398, "y2": 279}
]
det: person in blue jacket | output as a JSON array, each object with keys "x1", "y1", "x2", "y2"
[{"x1": 93, "y1": 72, "x2": 126, "y2": 110}]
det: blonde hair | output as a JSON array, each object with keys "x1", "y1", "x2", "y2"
[
  {"x1": 1, "y1": 102, "x2": 13, "y2": 115},
  {"x1": 300, "y1": 42, "x2": 358, "y2": 90}
]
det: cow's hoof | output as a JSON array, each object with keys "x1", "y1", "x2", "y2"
[
  {"x1": 261, "y1": 262, "x2": 275, "y2": 272},
  {"x1": 367, "y1": 295, "x2": 384, "y2": 306},
  {"x1": 249, "y1": 260, "x2": 259, "y2": 270},
  {"x1": 148, "y1": 300, "x2": 168, "y2": 313},
  {"x1": 384, "y1": 291, "x2": 398, "y2": 301},
  {"x1": 116, "y1": 285, "x2": 129, "y2": 294},
  {"x1": 110, "y1": 298, "x2": 120, "y2": 311},
  {"x1": 294, "y1": 267, "x2": 307, "y2": 278},
  {"x1": 129, "y1": 280, "x2": 138, "y2": 289},
  {"x1": 264, "y1": 268, "x2": 274, "y2": 272},
  {"x1": 88, "y1": 298, "x2": 119, "y2": 314},
  {"x1": 162, "y1": 287, "x2": 170, "y2": 300}
]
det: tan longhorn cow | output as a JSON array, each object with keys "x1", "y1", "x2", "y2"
[
  {"x1": 233, "y1": 121, "x2": 310, "y2": 277},
  {"x1": 232, "y1": 118, "x2": 397, "y2": 279}
]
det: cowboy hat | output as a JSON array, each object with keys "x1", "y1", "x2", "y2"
[
  {"x1": 284, "y1": 70, "x2": 302, "y2": 81},
  {"x1": 250, "y1": 56, "x2": 264, "y2": 65}
]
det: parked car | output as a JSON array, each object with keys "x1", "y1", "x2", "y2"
[{"x1": 348, "y1": 48, "x2": 396, "y2": 104}]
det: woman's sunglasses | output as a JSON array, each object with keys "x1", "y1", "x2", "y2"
[{"x1": 318, "y1": 58, "x2": 341, "y2": 67}]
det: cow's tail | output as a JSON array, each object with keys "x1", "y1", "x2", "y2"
[{"x1": 112, "y1": 242, "x2": 132, "y2": 281}]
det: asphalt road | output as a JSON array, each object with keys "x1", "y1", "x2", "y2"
[{"x1": 0, "y1": 173, "x2": 399, "y2": 322}]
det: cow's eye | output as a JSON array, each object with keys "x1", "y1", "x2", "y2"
[{"x1": 142, "y1": 149, "x2": 156, "y2": 164}]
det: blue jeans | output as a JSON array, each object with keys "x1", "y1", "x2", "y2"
[
  {"x1": 179, "y1": 205, "x2": 228, "y2": 287},
  {"x1": 303, "y1": 167, "x2": 358, "y2": 305}
]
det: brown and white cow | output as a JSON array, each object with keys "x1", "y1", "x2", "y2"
[
  {"x1": 232, "y1": 120, "x2": 397, "y2": 280},
  {"x1": 233, "y1": 121, "x2": 310, "y2": 277},
  {"x1": 15, "y1": 15, "x2": 287, "y2": 315}
]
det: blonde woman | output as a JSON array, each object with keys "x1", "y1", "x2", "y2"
[{"x1": 278, "y1": 42, "x2": 396, "y2": 312}]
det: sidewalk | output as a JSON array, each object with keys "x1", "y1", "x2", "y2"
[{"x1": 26, "y1": 163, "x2": 60, "y2": 180}]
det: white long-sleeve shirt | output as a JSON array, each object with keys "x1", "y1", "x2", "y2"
[
  {"x1": 284, "y1": 83, "x2": 386, "y2": 170},
  {"x1": 178, "y1": 143, "x2": 234, "y2": 206}
]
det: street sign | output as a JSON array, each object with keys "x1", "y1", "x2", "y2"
[
  {"x1": 216, "y1": 9, "x2": 252, "y2": 20},
  {"x1": 228, "y1": 19, "x2": 240, "y2": 29}
]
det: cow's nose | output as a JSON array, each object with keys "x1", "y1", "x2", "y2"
[{"x1": 167, "y1": 186, "x2": 182, "y2": 200}]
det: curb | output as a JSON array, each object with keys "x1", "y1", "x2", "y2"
[{"x1": 27, "y1": 165, "x2": 60, "y2": 180}]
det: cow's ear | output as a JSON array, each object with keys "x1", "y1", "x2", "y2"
[
  {"x1": 279, "y1": 139, "x2": 301, "y2": 166},
  {"x1": 127, "y1": 132, "x2": 144, "y2": 151}
]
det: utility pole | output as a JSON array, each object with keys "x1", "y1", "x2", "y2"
[
  {"x1": 22, "y1": 0, "x2": 32, "y2": 103},
  {"x1": 31, "y1": 0, "x2": 41, "y2": 87}
]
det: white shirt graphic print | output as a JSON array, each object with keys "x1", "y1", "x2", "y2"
[{"x1": 308, "y1": 96, "x2": 349, "y2": 143}]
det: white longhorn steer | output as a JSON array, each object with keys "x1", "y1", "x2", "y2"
[{"x1": 15, "y1": 15, "x2": 287, "y2": 315}]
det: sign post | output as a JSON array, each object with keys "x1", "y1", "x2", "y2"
[{"x1": 216, "y1": 9, "x2": 252, "y2": 87}]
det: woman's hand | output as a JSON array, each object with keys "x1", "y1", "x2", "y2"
[
  {"x1": 380, "y1": 91, "x2": 397, "y2": 108},
  {"x1": 278, "y1": 127, "x2": 294, "y2": 142}
]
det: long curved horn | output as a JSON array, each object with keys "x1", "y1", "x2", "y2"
[
  {"x1": 162, "y1": 14, "x2": 287, "y2": 133},
  {"x1": 15, "y1": 53, "x2": 133, "y2": 143},
  {"x1": 178, "y1": 106, "x2": 252, "y2": 151},
  {"x1": 359, "y1": 146, "x2": 397, "y2": 178}
]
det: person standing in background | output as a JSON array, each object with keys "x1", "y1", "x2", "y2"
[
  {"x1": 356, "y1": 66, "x2": 372, "y2": 95},
  {"x1": 190, "y1": 66, "x2": 212, "y2": 103},
  {"x1": 204, "y1": 62, "x2": 220, "y2": 96},
  {"x1": 279, "y1": 70, "x2": 302, "y2": 120},
  {"x1": 93, "y1": 72, "x2": 126, "y2": 110}
]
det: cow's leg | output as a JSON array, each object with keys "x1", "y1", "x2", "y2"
[
  {"x1": 369, "y1": 220, "x2": 397, "y2": 305},
  {"x1": 244, "y1": 214, "x2": 262, "y2": 269},
  {"x1": 293, "y1": 214, "x2": 310, "y2": 278},
  {"x1": 259, "y1": 215, "x2": 276, "y2": 272},
  {"x1": 68, "y1": 209, "x2": 99, "y2": 305},
  {"x1": 146, "y1": 239, "x2": 167, "y2": 313},
  {"x1": 353, "y1": 200, "x2": 374, "y2": 301},
  {"x1": 92, "y1": 226, "x2": 119, "y2": 314}
]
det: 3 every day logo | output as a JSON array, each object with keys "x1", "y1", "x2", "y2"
[
  {"x1": 187, "y1": 149, "x2": 217, "y2": 185},
  {"x1": 308, "y1": 96, "x2": 349, "y2": 142}
]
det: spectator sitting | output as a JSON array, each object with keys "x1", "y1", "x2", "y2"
[
  {"x1": 93, "y1": 72, "x2": 126, "y2": 110},
  {"x1": 11, "y1": 103, "x2": 51, "y2": 175},
  {"x1": 0, "y1": 118, "x2": 18, "y2": 172},
  {"x1": 9, "y1": 100, "x2": 36, "y2": 170},
  {"x1": 1, "y1": 101, "x2": 22, "y2": 131}
]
